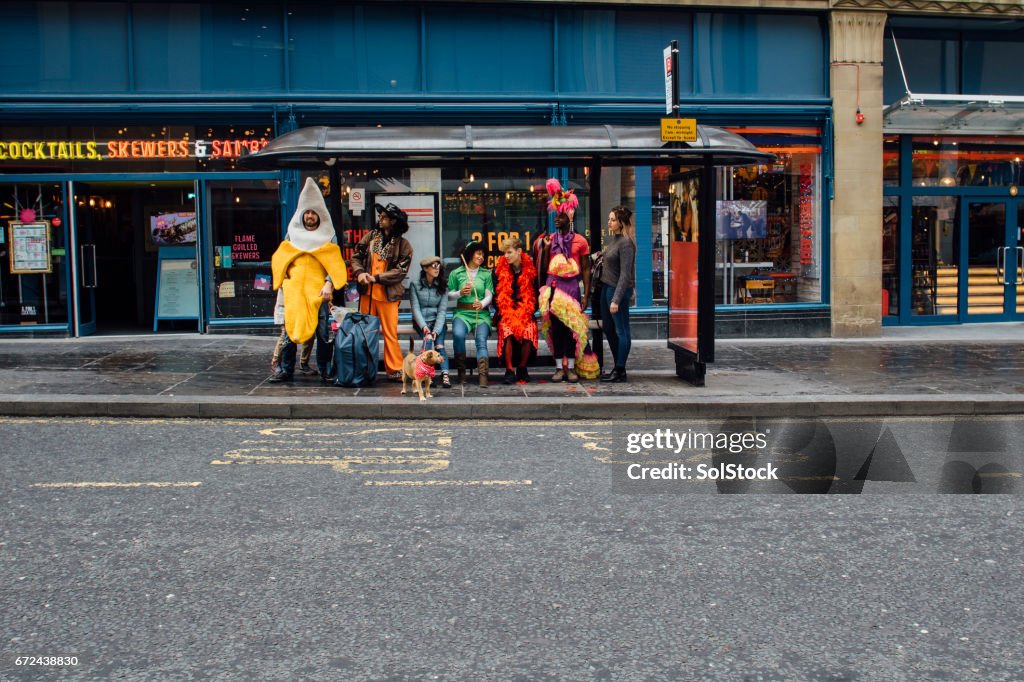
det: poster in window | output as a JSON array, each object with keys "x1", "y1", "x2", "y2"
[
  {"x1": 715, "y1": 200, "x2": 767, "y2": 240},
  {"x1": 150, "y1": 210, "x2": 197, "y2": 246},
  {"x1": 9, "y1": 221, "x2": 52, "y2": 274},
  {"x1": 668, "y1": 172, "x2": 701, "y2": 355}
]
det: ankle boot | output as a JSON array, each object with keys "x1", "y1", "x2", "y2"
[
  {"x1": 455, "y1": 353, "x2": 467, "y2": 385},
  {"x1": 478, "y1": 357, "x2": 489, "y2": 387},
  {"x1": 601, "y1": 367, "x2": 627, "y2": 383}
]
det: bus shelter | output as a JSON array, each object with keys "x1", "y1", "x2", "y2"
[{"x1": 240, "y1": 124, "x2": 773, "y2": 385}]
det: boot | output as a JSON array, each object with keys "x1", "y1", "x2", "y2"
[
  {"x1": 601, "y1": 367, "x2": 627, "y2": 383},
  {"x1": 478, "y1": 357, "x2": 489, "y2": 387},
  {"x1": 455, "y1": 353, "x2": 467, "y2": 385}
]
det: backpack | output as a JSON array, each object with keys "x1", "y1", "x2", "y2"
[{"x1": 332, "y1": 312, "x2": 380, "y2": 388}]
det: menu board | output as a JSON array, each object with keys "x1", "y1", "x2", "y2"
[
  {"x1": 9, "y1": 221, "x2": 51, "y2": 274},
  {"x1": 155, "y1": 249, "x2": 200, "y2": 326}
]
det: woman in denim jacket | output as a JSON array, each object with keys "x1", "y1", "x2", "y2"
[{"x1": 410, "y1": 255, "x2": 451, "y2": 388}]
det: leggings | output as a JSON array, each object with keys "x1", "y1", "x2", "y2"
[
  {"x1": 502, "y1": 337, "x2": 534, "y2": 371},
  {"x1": 550, "y1": 317, "x2": 574, "y2": 361}
]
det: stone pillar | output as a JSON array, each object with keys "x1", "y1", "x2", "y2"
[{"x1": 830, "y1": 10, "x2": 886, "y2": 337}]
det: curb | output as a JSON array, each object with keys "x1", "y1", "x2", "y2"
[{"x1": 1, "y1": 394, "x2": 1023, "y2": 419}]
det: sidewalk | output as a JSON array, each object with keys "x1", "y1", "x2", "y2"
[{"x1": 1, "y1": 323, "x2": 1023, "y2": 419}]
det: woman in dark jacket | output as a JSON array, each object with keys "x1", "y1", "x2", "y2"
[
  {"x1": 598, "y1": 205, "x2": 636, "y2": 382},
  {"x1": 410, "y1": 256, "x2": 450, "y2": 388}
]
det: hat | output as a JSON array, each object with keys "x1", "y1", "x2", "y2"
[
  {"x1": 545, "y1": 177, "x2": 579, "y2": 217},
  {"x1": 462, "y1": 240, "x2": 485, "y2": 263},
  {"x1": 420, "y1": 255, "x2": 442, "y2": 269},
  {"x1": 287, "y1": 177, "x2": 336, "y2": 253},
  {"x1": 374, "y1": 201, "x2": 409, "y2": 233}
]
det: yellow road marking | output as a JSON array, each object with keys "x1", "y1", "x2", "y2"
[
  {"x1": 363, "y1": 480, "x2": 533, "y2": 487},
  {"x1": 31, "y1": 482, "x2": 202, "y2": 489}
]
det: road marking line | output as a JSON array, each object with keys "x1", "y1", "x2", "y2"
[
  {"x1": 363, "y1": 480, "x2": 533, "y2": 487},
  {"x1": 31, "y1": 482, "x2": 203, "y2": 489}
]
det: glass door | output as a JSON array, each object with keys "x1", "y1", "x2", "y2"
[
  {"x1": 961, "y1": 199, "x2": 1020, "y2": 321},
  {"x1": 69, "y1": 180, "x2": 98, "y2": 336}
]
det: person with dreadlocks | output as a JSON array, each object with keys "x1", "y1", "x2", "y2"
[
  {"x1": 351, "y1": 203, "x2": 414, "y2": 380},
  {"x1": 536, "y1": 178, "x2": 598, "y2": 382},
  {"x1": 493, "y1": 236, "x2": 538, "y2": 384}
]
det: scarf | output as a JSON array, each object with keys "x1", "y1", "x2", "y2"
[
  {"x1": 415, "y1": 356, "x2": 436, "y2": 380},
  {"x1": 495, "y1": 253, "x2": 537, "y2": 338}
]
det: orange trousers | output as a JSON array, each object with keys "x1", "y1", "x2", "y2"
[{"x1": 360, "y1": 296, "x2": 401, "y2": 373}]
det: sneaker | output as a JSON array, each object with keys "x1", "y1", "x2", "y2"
[
  {"x1": 387, "y1": 370, "x2": 404, "y2": 382},
  {"x1": 267, "y1": 370, "x2": 292, "y2": 383},
  {"x1": 441, "y1": 371, "x2": 451, "y2": 389},
  {"x1": 299, "y1": 362, "x2": 317, "y2": 375},
  {"x1": 566, "y1": 368, "x2": 578, "y2": 383},
  {"x1": 551, "y1": 369, "x2": 565, "y2": 382}
]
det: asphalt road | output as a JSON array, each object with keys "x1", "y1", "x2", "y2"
[{"x1": 1, "y1": 416, "x2": 1022, "y2": 681}]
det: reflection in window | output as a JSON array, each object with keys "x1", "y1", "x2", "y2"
[
  {"x1": 912, "y1": 136, "x2": 1024, "y2": 188},
  {"x1": 883, "y1": 197, "x2": 899, "y2": 316},
  {"x1": 911, "y1": 195, "x2": 958, "y2": 317},
  {"x1": 209, "y1": 180, "x2": 280, "y2": 319},
  {"x1": 0, "y1": 183, "x2": 68, "y2": 326}
]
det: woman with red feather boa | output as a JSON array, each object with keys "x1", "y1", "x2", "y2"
[{"x1": 493, "y1": 237, "x2": 539, "y2": 384}]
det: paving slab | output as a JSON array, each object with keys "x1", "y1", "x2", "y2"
[{"x1": 0, "y1": 327, "x2": 1022, "y2": 418}]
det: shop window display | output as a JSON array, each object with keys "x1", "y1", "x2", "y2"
[
  {"x1": 209, "y1": 180, "x2": 280, "y2": 319},
  {"x1": 910, "y1": 196, "x2": 958, "y2": 317},
  {"x1": 912, "y1": 136, "x2": 1024, "y2": 188},
  {"x1": 883, "y1": 197, "x2": 899, "y2": 317},
  {"x1": 716, "y1": 128, "x2": 823, "y2": 305},
  {"x1": 0, "y1": 183, "x2": 68, "y2": 326}
]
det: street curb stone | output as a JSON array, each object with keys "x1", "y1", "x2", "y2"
[{"x1": 2, "y1": 394, "x2": 1023, "y2": 419}]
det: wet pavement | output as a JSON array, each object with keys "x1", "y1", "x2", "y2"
[{"x1": 0, "y1": 325, "x2": 1022, "y2": 418}]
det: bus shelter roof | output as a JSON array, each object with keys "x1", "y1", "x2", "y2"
[{"x1": 239, "y1": 124, "x2": 774, "y2": 168}]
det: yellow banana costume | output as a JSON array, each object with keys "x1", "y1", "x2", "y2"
[{"x1": 271, "y1": 178, "x2": 348, "y2": 344}]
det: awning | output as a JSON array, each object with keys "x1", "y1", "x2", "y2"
[
  {"x1": 883, "y1": 93, "x2": 1024, "y2": 135},
  {"x1": 238, "y1": 124, "x2": 775, "y2": 168}
]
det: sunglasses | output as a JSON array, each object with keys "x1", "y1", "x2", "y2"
[{"x1": 426, "y1": 262, "x2": 441, "y2": 268}]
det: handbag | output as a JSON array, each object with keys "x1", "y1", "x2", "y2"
[{"x1": 587, "y1": 251, "x2": 605, "y2": 312}]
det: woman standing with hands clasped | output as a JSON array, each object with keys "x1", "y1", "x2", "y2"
[
  {"x1": 410, "y1": 255, "x2": 451, "y2": 389},
  {"x1": 447, "y1": 241, "x2": 494, "y2": 387},
  {"x1": 598, "y1": 205, "x2": 636, "y2": 382}
]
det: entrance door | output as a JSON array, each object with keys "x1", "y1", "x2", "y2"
[
  {"x1": 69, "y1": 181, "x2": 98, "y2": 335},
  {"x1": 961, "y1": 199, "x2": 1021, "y2": 321},
  {"x1": 70, "y1": 180, "x2": 199, "y2": 336}
]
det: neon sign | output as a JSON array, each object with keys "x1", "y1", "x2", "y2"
[{"x1": 0, "y1": 138, "x2": 268, "y2": 162}]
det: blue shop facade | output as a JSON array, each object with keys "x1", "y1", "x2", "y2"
[{"x1": 0, "y1": 1, "x2": 831, "y2": 337}]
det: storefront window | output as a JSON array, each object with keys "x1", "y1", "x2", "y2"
[
  {"x1": 0, "y1": 183, "x2": 68, "y2": 326},
  {"x1": 717, "y1": 127, "x2": 824, "y2": 305},
  {"x1": 438, "y1": 167, "x2": 558, "y2": 271},
  {"x1": 884, "y1": 136, "x2": 899, "y2": 187},
  {"x1": 883, "y1": 197, "x2": 899, "y2": 316},
  {"x1": 209, "y1": 180, "x2": 280, "y2": 319},
  {"x1": 912, "y1": 136, "x2": 1024, "y2": 187},
  {"x1": 911, "y1": 196, "x2": 958, "y2": 317}
]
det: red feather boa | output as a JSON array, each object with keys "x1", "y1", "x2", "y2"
[{"x1": 494, "y1": 252, "x2": 538, "y2": 339}]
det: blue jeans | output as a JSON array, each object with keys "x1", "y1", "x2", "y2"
[
  {"x1": 417, "y1": 321, "x2": 449, "y2": 372},
  {"x1": 600, "y1": 286, "x2": 632, "y2": 369},
  {"x1": 452, "y1": 317, "x2": 489, "y2": 359},
  {"x1": 281, "y1": 301, "x2": 332, "y2": 377}
]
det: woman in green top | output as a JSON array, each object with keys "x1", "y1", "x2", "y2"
[{"x1": 447, "y1": 241, "x2": 495, "y2": 386}]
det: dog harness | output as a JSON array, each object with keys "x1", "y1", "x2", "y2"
[{"x1": 415, "y1": 356, "x2": 436, "y2": 380}]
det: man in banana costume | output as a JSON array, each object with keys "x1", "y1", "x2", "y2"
[{"x1": 268, "y1": 177, "x2": 348, "y2": 382}]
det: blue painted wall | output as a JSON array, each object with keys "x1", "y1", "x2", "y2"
[{"x1": 0, "y1": 1, "x2": 827, "y2": 101}]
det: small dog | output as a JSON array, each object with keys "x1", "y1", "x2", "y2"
[{"x1": 401, "y1": 349, "x2": 444, "y2": 401}]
